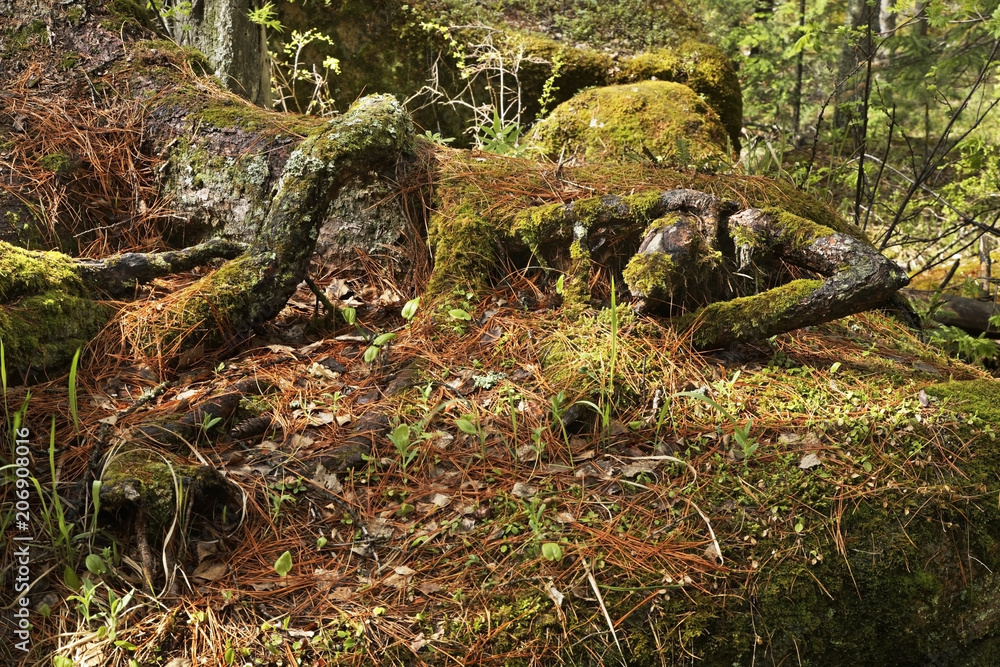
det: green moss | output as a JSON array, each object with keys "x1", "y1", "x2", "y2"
[
  {"x1": 529, "y1": 81, "x2": 731, "y2": 167},
  {"x1": 683, "y1": 278, "x2": 822, "y2": 347},
  {"x1": 0, "y1": 291, "x2": 111, "y2": 372},
  {"x1": 192, "y1": 98, "x2": 323, "y2": 136},
  {"x1": 105, "y1": 0, "x2": 155, "y2": 31},
  {"x1": 623, "y1": 250, "x2": 679, "y2": 300},
  {"x1": 58, "y1": 52, "x2": 79, "y2": 71},
  {"x1": 66, "y1": 6, "x2": 85, "y2": 25},
  {"x1": 426, "y1": 203, "x2": 497, "y2": 296},
  {"x1": 38, "y1": 152, "x2": 78, "y2": 174},
  {"x1": 924, "y1": 379, "x2": 1000, "y2": 423},
  {"x1": 0, "y1": 241, "x2": 84, "y2": 300},
  {"x1": 618, "y1": 41, "x2": 744, "y2": 151},
  {"x1": 101, "y1": 448, "x2": 228, "y2": 529}
]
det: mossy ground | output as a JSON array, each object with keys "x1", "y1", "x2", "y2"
[{"x1": 12, "y1": 266, "x2": 1000, "y2": 666}]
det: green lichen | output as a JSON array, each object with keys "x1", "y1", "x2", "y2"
[
  {"x1": 683, "y1": 278, "x2": 822, "y2": 347},
  {"x1": 529, "y1": 81, "x2": 731, "y2": 167}
]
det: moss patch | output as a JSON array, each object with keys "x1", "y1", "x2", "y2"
[
  {"x1": 529, "y1": 81, "x2": 731, "y2": 167},
  {"x1": 618, "y1": 40, "x2": 743, "y2": 151},
  {"x1": 924, "y1": 378, "x2": 1000, "y2": 423},
  {"x1": 0, "y1": 291, "x2": 110, "y2": 372},
  {"x1": 38, "y1": 152, "x2": 78, "y2": 174},
  {"x1": 101, "y1": 448, "x2": 229, "y2": 529}
]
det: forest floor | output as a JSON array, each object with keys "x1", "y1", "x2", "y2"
[{"x1": 6, "y1": 251, "x2": 994, "y2": 666}]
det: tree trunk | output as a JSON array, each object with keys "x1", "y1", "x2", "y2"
[{"x1": 904, "y1": 289, "x2": 1000, "y2": 335}]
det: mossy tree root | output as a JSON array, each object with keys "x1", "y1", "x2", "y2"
[
  {"x1": 683, "y1": 208, "x2": 911, "y2": 348},
  {"x1": 122, "y1": 93, "x2": 414, "y2": 352},
  {"x1": 74, "y1": 238, "x2": 248, "y2": 296},
  {"x1": 438, "y1": 187, "x2": 908, "y2": 348}
]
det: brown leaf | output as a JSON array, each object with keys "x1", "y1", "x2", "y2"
[{"x1": 192, "y1": 560, "x2": 227, "y2": 582}]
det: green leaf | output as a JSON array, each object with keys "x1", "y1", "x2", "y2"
[
  {"x1": 224, "y1": 646, "x2": 236, "y2": 665},
  {"x1": 63, "y1": 566, "x2": 81, "y2": 590},
  {"x1": 274, "y1": 550, "x2": 293, "y2": 577},
  {"x1": 541, "y1": 542, "x2": 563, "y2": 561},
  {"x1": 363, "y1": 345, "x2": 381, "y2": 363},
  {"x1": 455, "y1": 417, "x2": 478, "y2": 435},
  {"x1": 372, "y1": 332, "x2": 397, "y2": 347},
  {"x1": 114, "y1": 640, "x2": 138, "y2": 651},
  {"x1": 448, "y1": 308, "x2": 472, "y2": 321},
  {"x1": 316, "y1": 536, "x2": 328, "y2": 549},
  {"x1": 54, "y1": 657, "x2": 74, "y2": 667},
  {"x1": 555, "y1": 274, "x2": 565, "y2": 295},
  {"x1": 85, "y1": 554, "x2": 106, "y2": 575},
  {"x1": 830, "y1": 361, "x2": 841, "y2": 373},
  {"x1": 401, "y1": 297, "x2": 421, "y2": 320},
  {"x1": 794, "y1": 521, "x2": 804, "y2": 533},
  {"x1": 389, "y1": 424, "x2": 411, "y2": 449},
  {"x1": 862, "y1": 460, "x2": 873, "y2": 473},
  {"x1": 340, "y1": 306, "x2": 357, "y2": 325}
]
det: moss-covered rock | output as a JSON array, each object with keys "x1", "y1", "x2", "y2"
[
  {"x1": 618, "y1": 40, "x2": 743, "y2": 152},
  {"x1": 0, "y1": 241, "x2": 110, "y2": 373},
  {"x1": 100, "y1": 448, "x2": 230, "y2": 530},
  {"x1": 528, "y1": 81, "x2": 731, "y2": 167}
]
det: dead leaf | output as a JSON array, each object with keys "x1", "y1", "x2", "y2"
[
  {"x1": 329, "y1": 587, "x2": 354, "y2": 601},
  {"x1": 176, "y1": 344, "x2": 204, "y2": 369},
  {"x1": 309, "y1": 411, "x2": 336, "y2": 425},
  {"x1": 312, "y1": 463, "x2": 342, "y2": 493},
  {"x1": 296, "y1": 339, "x2": 327, "y2": 355},
  {"x1": 620, "y1": 460, "x2": 658, "y2": 478},
  {"x1": 386, "y1": 565, "x2": 417, "y2": 589},
  {"x1": 192, "y1": 560, "x2": 228, "y2": 582},
  {"x1": 194, "y1": 541, "x2": 218, "y2": 562},
  {"x1": 307, "y1": 362, "x2": 339, "y2": 380},
  {"x1": 429, "y1": 493, "x2": 451, "y2": 509},
  {"x1": 511, "y1": 482, "x2": 538, "y2": 499},
  {"x1": 325, "y1": 278, "x2": 350, "y2": 300},
  {"x1": 798, "y1": 453, "x2": 822, "y2": 469},
  {"x1": 918, "y1": 389, "x2": 929, "y2": 407},
  {"x1": 417, "y1": 581, "x2": 442, "y2": 595},
  {"x1": 544, "y1": 580, "x2": 566, "y2": 624},
  {"x1": 249, "y1": 581, "x2": 276, "y2": 591},
  {"x1": 284, "y1": 433, "x2": 314, "y2": 450}
]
